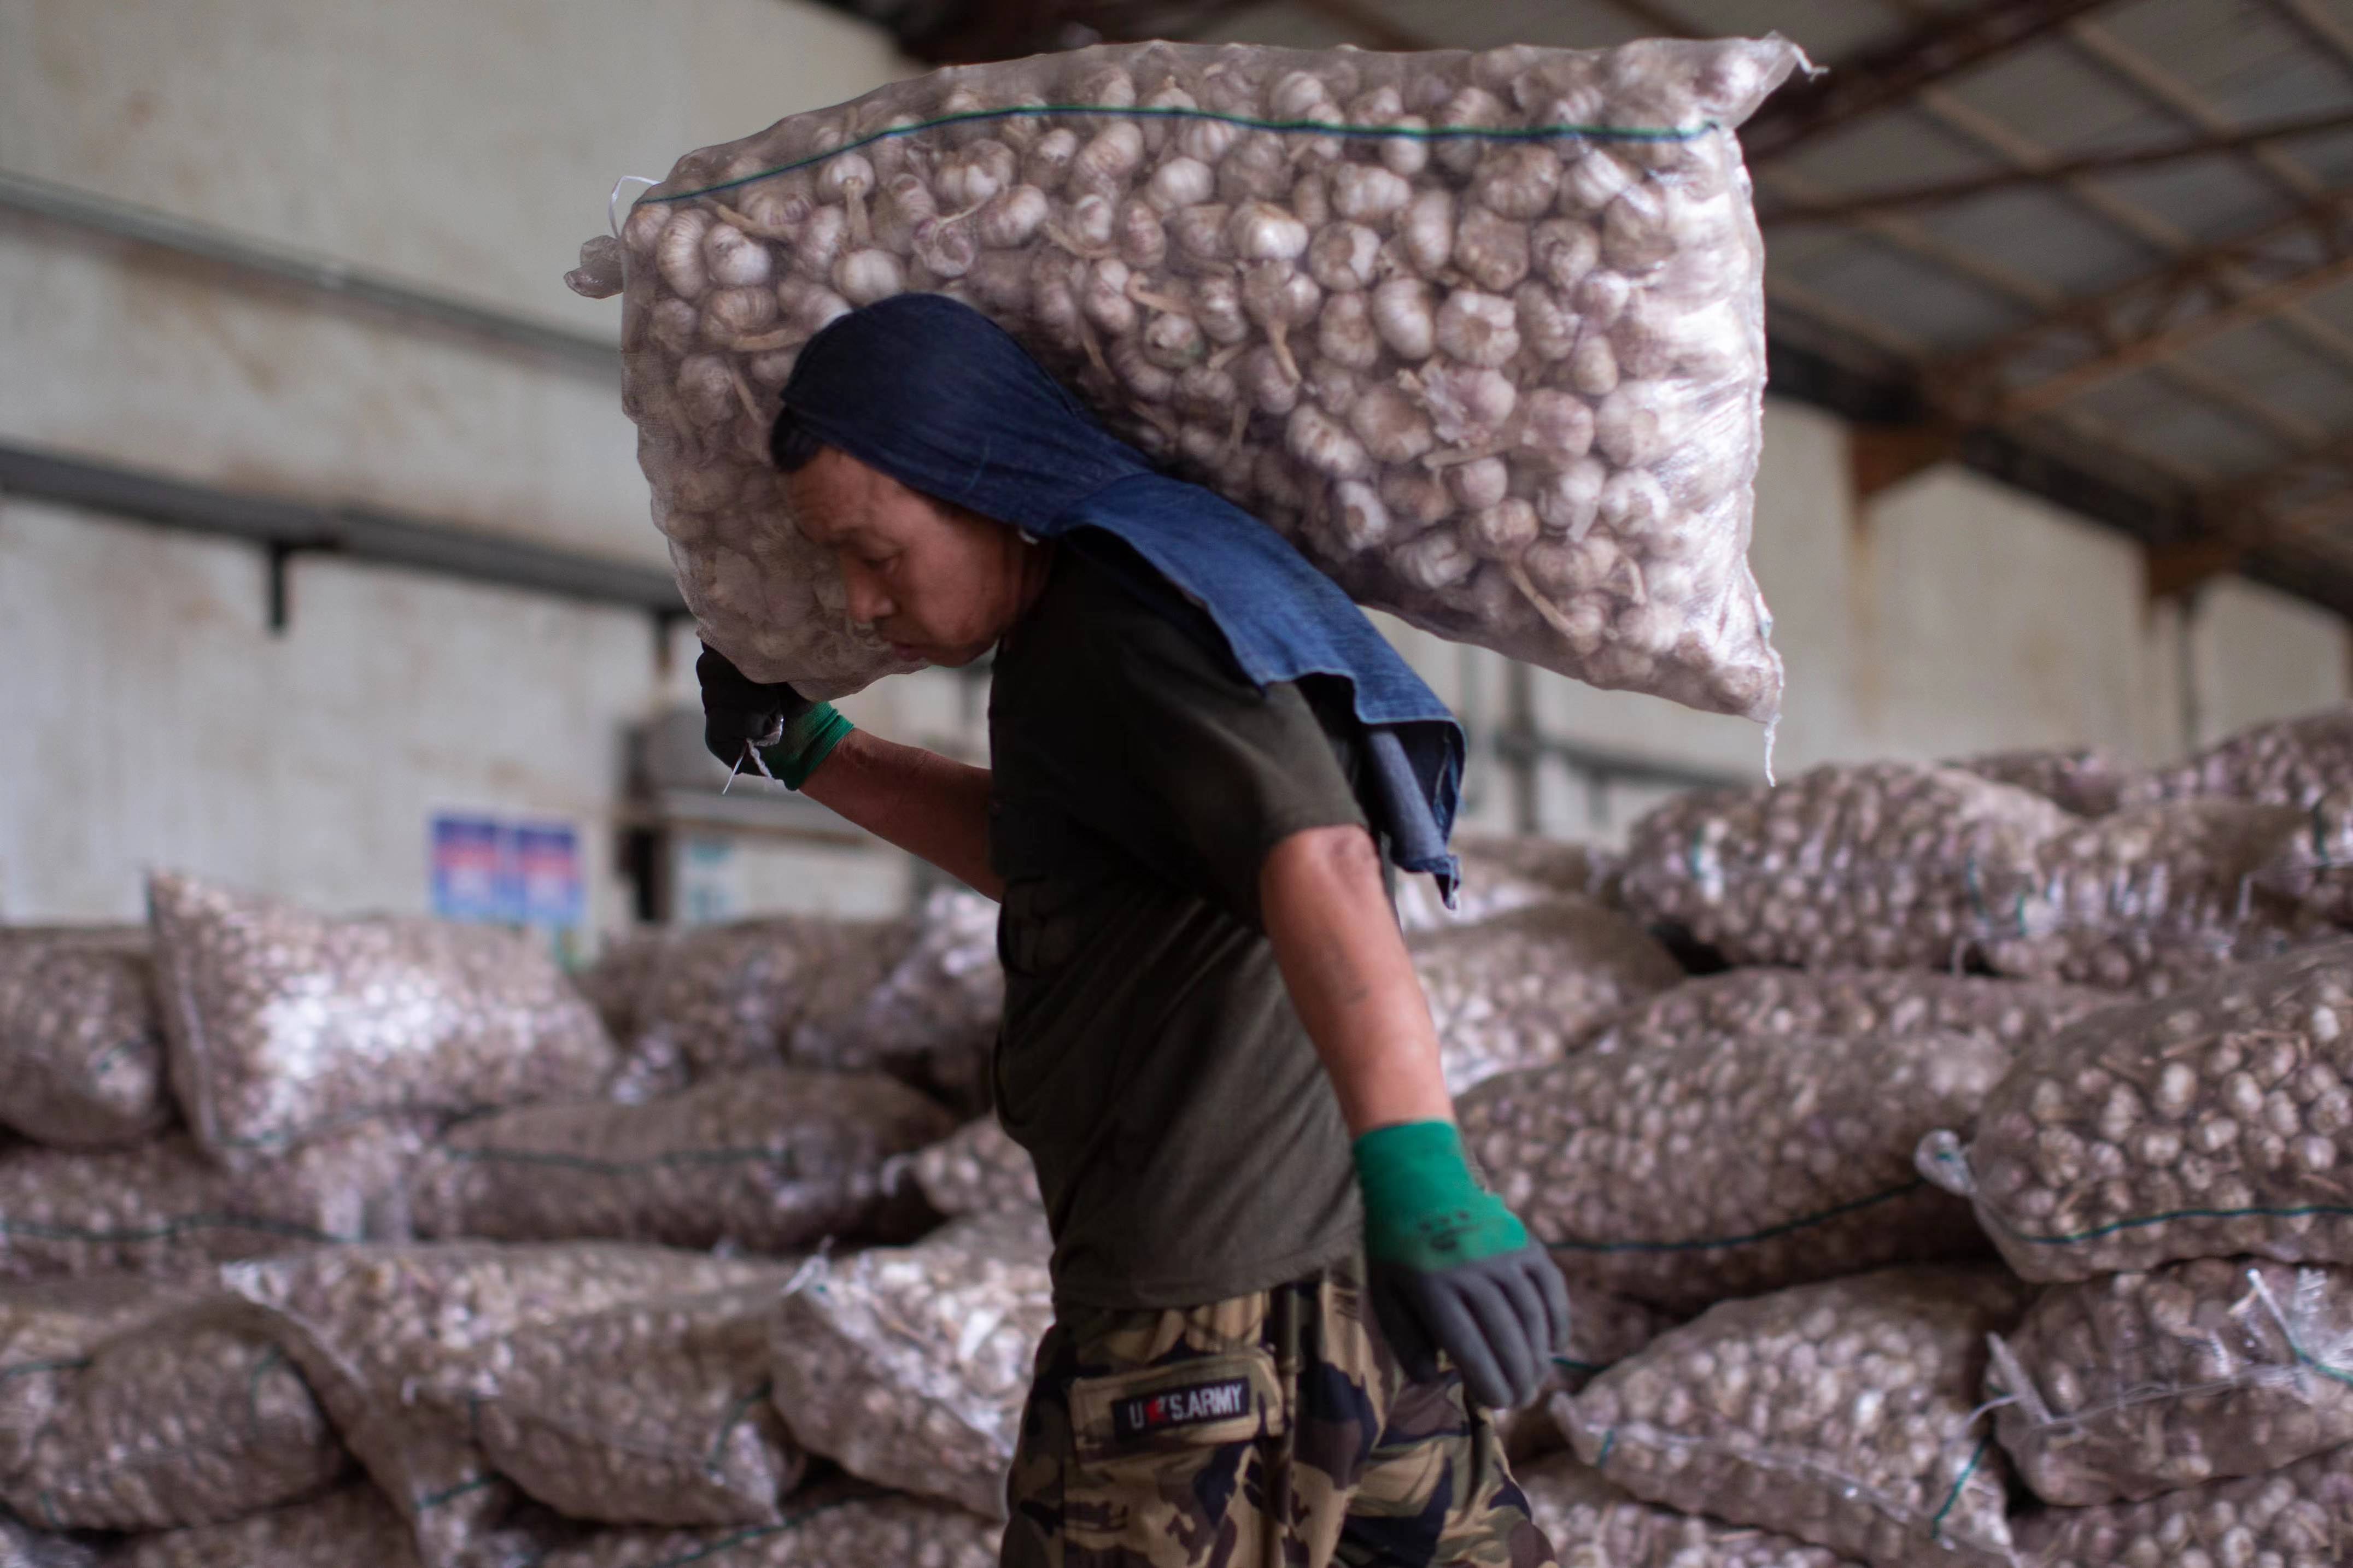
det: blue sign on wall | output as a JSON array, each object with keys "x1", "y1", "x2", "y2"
[{"x1": 430, "y1": 815, "x2": 582, "y2": 929}]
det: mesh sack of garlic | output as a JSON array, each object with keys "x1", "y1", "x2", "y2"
[
  {"x1": 409, "y1": 1066, "x2": 952, "y2": 1252},
  {"x1": 222, "y1": 1243, "x2": 775, "y2": 1568},
  {"x1": 147, "y1": 872, "x2": 616, "y2": 1168},
  {"x1": 1459, "y1": 1029, "x2": 2005, "y2": 1313},
  {"x1": 625, "y1": 914, "x2": 919, "y2": 1089},
  {"x1": 1561, "y1": 1265, "x2": 2029, "y2": 1568},
  {"x1": 1988, "y1": 1259, "x2": 2353, "y2": 1507},
  {"x1": 0, "y1": 926, "x2": 174, "y2": 1149},
  {"x1": 112, "y1": 1484, "x2": 423, "y2": 1568},
  {"x1": 1412, "y1": 898, "x2": 1683, "y2": 1094},
  {"x1": 0, "y1": 1277, "x2": 207, "y2": 1475},
  {"x1": 2126, "y1": 705, "x2": 2353, "y2": 811},
  {"x1": 537, "y1": 1480, "x2": 1003, "y2": 1568},
  {"x1": 1515, "y1": 1450, "x2": 1862, "y2": 1567},
  {"x1": 0, "y1": 1119, "x2": 424, "y2": 1281},
  {"x1": 1500, "y1": 1285, "x2": 1675, "y2": 1460},
  {"x1": 1948, "y1": 747, "x2": 2134, "y2": 820},
  {"x1": 0, "y1": 1514, "x2": 100, "y2": 1568},
  {"x1": 1977, "y1": 798, "x2": 2336, "y2": 997},
  {"x1": 571, "y1": 932, "x2": 662, "y2": 1059},
  {"x1": 2015, "y1": 1438, "x2": 2353, "y2": 1568},
  {"x1": 1616, "y1": 764, "x2": 2073, "y2": 972},
  {"x1": 414, "y1": 1275, "x2": 804, "y2": 1528},
  {"x1": 768, "y1": 1209, "x2": 1053, "y2": 1519},
  {"x1": 1393, "y1": 831, "x2": 1618, "y2": 931},
  {"x1": 0, "y1": 1290, "x2": 348, "y2": 1531},
  {"x1": 1919, "y1": 939, "x2": 2353, "y2": 1283},
  {"x1": 902, "y1": 1115, "x2": 1041, "y2": 1219},
  {"x1": 575, "y1": 37, "x2": 1805, "y2": 724},
  {"x1": 789, "y1": 887, "x2": 1003, "y2": 1114},
  {"x1": 2254, "y1": 785, "x2": 2353, "y2": 927},
  {"x1": 1580, "y1": 966, "x2": 2120, "y2": 1059}
]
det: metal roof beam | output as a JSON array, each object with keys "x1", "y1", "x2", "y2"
[
  {"x1": 1759, "y1": 107, "x2": 2353, "y2": 226},
  {"x1": 1735, "y1": 0, "x2": 2121, "y2": 166},
  {"x1": 1937, "y1": 191, "x2": 2353, "y2": 422}
]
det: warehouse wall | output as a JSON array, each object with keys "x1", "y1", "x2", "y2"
[
  {"x1": 0, "y1": 0, "x2": 914, "y2": 927},
  {"x1": 4, "y1": 0, "x2": 2348, "y2": 927}
]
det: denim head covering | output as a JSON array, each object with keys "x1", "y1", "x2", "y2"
[{"x1": 780, "y1": 293, "x2": 1462, "y2": 894}]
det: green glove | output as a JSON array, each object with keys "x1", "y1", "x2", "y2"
[
  {"x1": 1354, "y1": 1120, "x2": 1570, "y2": 1410},
  {"x1": 754, "y1": 701, "x2": 855, "y2": 791}
]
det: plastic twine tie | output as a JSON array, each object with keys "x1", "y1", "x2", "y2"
[{"x1": 642, "y1": 103, "x2": 1724, "y2": 206}]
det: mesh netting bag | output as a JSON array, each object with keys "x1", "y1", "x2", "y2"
[
  {"x1": 625, "y1": 915, "x2": 917, "y2": 1085},
  {"x1": 2256, "y1": 784, "x2": 2353, "y2": 927},
  {"x1": 222, "y1": 1243, "x2": 776, "y2": 1568},
  {"x1": 1921, "y1": 940, "x2": 2353, "y2": 1283},
  {"x1": 410, "y1": 1066, "x2": 951, "y2": 1252},
  {"x1": 1514, "y1": 1451, "x2": 1860, "y2": 1567},
  {"x1": 536, "y1": 1481, "x2": 1002, "y2": 1568},
  {"x1": 1, "y1": 1277, "x2": 204, "y2": 1475},
  {"x1": 791, "y1": 887, "x2": 1003, "y2": 1113},
  {"x1": 1616, "y1": 764, "x2": 2071, "y2": 972},
  {"x1": 415, "y1": 1275, "x2": 805, "y2": 1528},
  {"x1": 1500, "y1": 1285, "x2": 1673, "y2": 1460},
  {"x1": 0, "y1": 926, "x2": 173, "y2": 1149},
  {"x1": 1394, "y1": 832, "x2": 1616, "y2": 932},
  {"x1": 110, "y1": 1484, "x2": 421, "y2": 1568},
  {"x1": 768, "y1": 1209, "x2": 1053, "y2": 1518},
  {"x1": 1411, "y1": 898, "x2": 1682, "y2": 1094},
  {"x1": 0, "y1": 1120, "x2": 424, "y2": 1281},
  {"x1": 0, "y1": 1291, "x2": 348, "y2": 1530},
  {"x1": 571, "y1": 37, "x2": 1806, "y2": 725},
  {"x1": 1989, "y1": 1258, "x2": 2353, "y2": 1506},
  {"x1": 1948, "y1": 747, "x2": 2134, "y2": 819},
  {"x1": 1459, "y1": 1029, "x2": 2004, "y2": 1313},
  {"x1": 900, "y1": 1116, "x2": 1040, "y2": 1219},
  {"x1": 1579, "y1": 966, "x2": 2120, "y2": 1059},
  {"x1": 147, "y1": 872, "x2": 616, "y2": 1167},
  {"x1": 2014, "y1": 1439, "x2": 2353, "y2": 1568},
  {"x1": 1561, "y1": 1265, "x2": 2029, "y2": 1568},
  {"x1": 0, "y1": 1514, "x2": 101, "y2": 1568},
  {"x1": 2126, "y1": 706, "x2": 2353, "y2": 811},
  {"x1": 1980, "y1": 798, "x2": 2336, "y2": 996}
]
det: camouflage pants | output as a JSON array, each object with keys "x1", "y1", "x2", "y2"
[{"x1": 1000, "y1": 1255, "x2": 1559, "y2": 1568}]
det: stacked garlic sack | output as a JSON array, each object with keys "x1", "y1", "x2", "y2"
[{"x1": 572, "y1": 37, "x2": 1803, "y2": 717}]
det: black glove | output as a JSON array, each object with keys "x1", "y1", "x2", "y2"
[
  {"x1": 1367, "y1": 1246, "x2": 1572, "y2": 1412},
  {"x1": 695, "y1": 643, "x2": 809, "y2": 768}
]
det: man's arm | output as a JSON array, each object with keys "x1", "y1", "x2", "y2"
[
  {"x1": 798, "y1": 732, "x2": 1000, "y2": 900},
  {"x1": 1260, "y1": 822, "x2": 1569, "y2": 1410},
  {"x1": 1259, "y1": 825, "x2": 1450, "y2": 1134}
]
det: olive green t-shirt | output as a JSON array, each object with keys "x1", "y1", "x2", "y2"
[{"x1": 987, "y1": 544, "x2": 1370, "y2": 1310}]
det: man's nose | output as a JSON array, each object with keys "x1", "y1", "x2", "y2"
[{"x1": 842, "y1": 566, "x2": 894, "y2": 625}]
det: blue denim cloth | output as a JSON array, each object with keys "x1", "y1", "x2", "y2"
[{"x1": 780, "y1": 293, "x2": 1462, "y2": 895}]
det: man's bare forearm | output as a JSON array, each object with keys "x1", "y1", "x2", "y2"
[
  {"x1": 1260, "y1": 825, "x2": 1452, "y2": 1136},
  {"x1": 798, "y1": 731, "x2": 1002, "y2": 899}
]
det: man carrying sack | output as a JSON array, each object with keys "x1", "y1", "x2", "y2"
[{"x1": 698, "y1": 293, "x2": 1568, "y2": 1567}]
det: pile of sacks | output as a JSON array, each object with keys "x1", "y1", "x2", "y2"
[
  {"x1": 8, "y1": 704, "x2": 2351, "y2": 1565},
  {"x1": 1616, "y1": 708, "x2": 2353, "y2": 995},
  {"x1": 0, "y1": 825, "x2": 1682, "y2": 1565},
  {"x1": 1456, "y1": 706, "x2": 2353, "y2": 1568}
]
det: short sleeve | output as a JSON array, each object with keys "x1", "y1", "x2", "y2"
[{"x1": 1084, "y1": 598, "x2": 1370, "y2": 925}]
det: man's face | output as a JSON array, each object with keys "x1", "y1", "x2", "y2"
[{"x1": 787, "y1": 447, "x2": 1029, "y2": 667}]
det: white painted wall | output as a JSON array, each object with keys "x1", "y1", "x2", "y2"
[
  {"x1": 4, "y1": 0, "x2": 2348, "y2": 925},
  {"x1": 0, "y1": 0, "x2": 914, "y2": 930}
]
